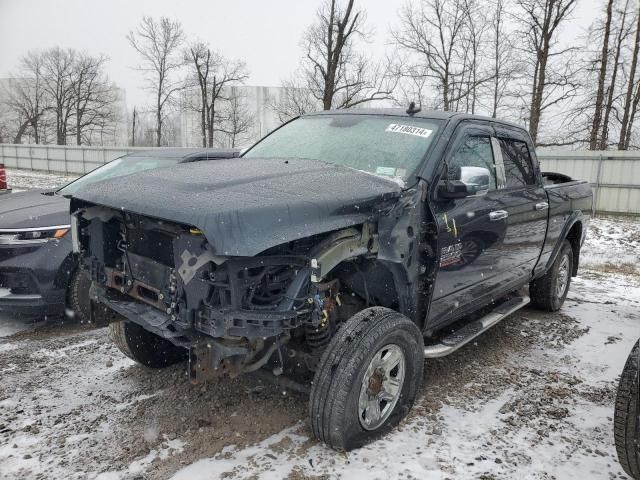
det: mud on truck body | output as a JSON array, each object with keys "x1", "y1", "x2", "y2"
[{"x1": 70, "y1": 108, "x2": 592, "y2": 450}]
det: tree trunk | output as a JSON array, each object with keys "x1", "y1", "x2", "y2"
[
  {"x1": 156, "y1": 77, "x2": 163, "y2": 147},
  {"x1": 76, "y1": 106, "x2": 82, "y2": 146},
  {"x1": 156, "y1": 102, "x2": 162, "y2": 147},
  {"x1": 492, "y1": 40, "x2": 499, "y2": 118},
  {"x1": 600, "y1": 2, "x2": 629, "y2": 150},
  {"x1": 201, "y1": 105, "x2": 207, "y2": 147},
  {"x1": 131, "y1": 107, "x2": 137, "y2": 147},
  {"x1": 619, "y1": 5, "x2": 640, "y2": 149},
  {"x1": 13, "y1": 120, "x2": 29, "y2": 144},
  {"x1": 529, "y1": 48, "x2": 548, "y2": 145},
  {"x1": 625, "y1": 82, "x2": 640, "y2": 148},
  {"x1": 57, "y1": 106, "x2": 64, "y2": 145},
  {"x1": 33, "y1": 117, "x2": 40, "y2": 144},
  {"x1": 590, "y1": 0, "x2": 614, "y2": 150},
  {"x1": 207, "y1": 101, "x2": 215, "y2": 148},
  {"x1": 491, "y1": 1, "x2": 502, "y2": 118},
  {"x1": 443, "y1": 69, "x2": 450, "y2": 111}
]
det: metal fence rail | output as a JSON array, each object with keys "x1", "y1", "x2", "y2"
[
  {"x1": 0, "y1": 144, "x2": 638, "y2": 215},
  {"x1": 0, "y1": 144, "x2": 163, "y2": 175}
]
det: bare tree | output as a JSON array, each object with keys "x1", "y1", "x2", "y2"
[
  {"x1": 618, "y1": 2, "x2": 640, "y2": 149},
  {"x1": 516, "y1": 0, "x2": 580, "y2": 145},
  {"x1": 275, "y1": 0, "x2": 394, "y2": 119},
  {"x1": 489, "y1": 0, "x2": 518, "y2": 118},
  {"x1": 393, "y1": 0, "x2": 469, "y2": 111},
  {"x1": 5, "y1": 48, "x2": 118, "y2": 146},
  {"x1": 39, "y1": 47, "x2": 79, "y2": 145},
  {"x1": 268, "y1": 78, "x2": 321, "y2": 123},
  {"x1": 71, "y1": 52, "x2": 118, "y2": 145},
  {"x1": 624, "y1": 81, "x2": 640, "y2": 148},
  {"x1": 219, "y1": 87, "x2": 255, "y2": 148},
  {"x1": 184, "y1": 42, "x2": 249, "y2": 147},
  {"x1": 459, "y1": 0, "x2": 491, "y2": 113},
  {"x1": 127, "y1": 16, "x2": 184, "y2": 147},
  {"x1": 392, "y1": 0, "x2": 495, "y2": 113},
  {"x1": 599, "y1": 0, "x2": 633, "y2": 149},
  {"x1": 590, "y1": 0, "x2": 616, "y2": 149},
  {"x1": 2, "y1": 52, "x2": 49, "y2": 144},
  {"x1": 131, "y1": 107, "x2": 138, "y2": 147}
]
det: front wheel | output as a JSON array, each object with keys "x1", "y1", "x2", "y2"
[
  {"x1": 530, "y1": 239, "x2": 573, "y2": 311},
  {"x1": 109, "y1": 320, "x2": 186, "y2": 369},
  {"x1": 309, "y1": 307, "x2": 424, "y2": 451}
]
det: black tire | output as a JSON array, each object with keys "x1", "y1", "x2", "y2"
[
  {"x1": 67, "y1": 269, "x2": 92, "y2": 323},
  {"x1": 309, "y1": 307, "x2": 424, "y2": 451},
  {"x1": 530, "y1": 239, "x2": 573, "y2": 311},
  {"x1": 614, "y1": 340, "x2": 640, "y2": 479},
  {"x1": 109, "y1": 320, "x2": 186, "y2": 369}
]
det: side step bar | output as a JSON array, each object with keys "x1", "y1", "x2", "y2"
[{"x1": 423, "y1": 296, "x2": 530, "y2": 359}]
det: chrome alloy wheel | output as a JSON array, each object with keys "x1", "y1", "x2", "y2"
[
  {"x1": 556, "y1": 253, "x2": 570, "y2": 298},
  {"x1": 358, "y1": 344, "x2": 406, "y2": 430}
]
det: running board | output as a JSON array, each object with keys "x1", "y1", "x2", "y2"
[{"x1": 423, "y1": 296, "x2": 530, "y2": 359}]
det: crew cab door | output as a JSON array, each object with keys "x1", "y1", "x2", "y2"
[
  {"x1": 428, "y1": 123, "x2": 511, "y2": 327},
  {"x1": 492, "y1": 125, "x2": 548, "y2": 278}
]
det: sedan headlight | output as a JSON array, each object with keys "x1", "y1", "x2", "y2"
[{"x1": 0, "y1": 226, "x2": 70, "y2": 245}]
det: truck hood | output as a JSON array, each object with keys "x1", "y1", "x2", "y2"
[
  {"x1": 0, "y1": 189, "x2": 70, "y2": 229},
  {"x1": 72, "y1": 157, "x2": 402, "y2": 256}
]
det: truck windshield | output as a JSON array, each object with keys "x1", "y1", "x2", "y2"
[
  {"x1": 58, "y1": 156, "x2": 182, "y2": 196},
  {"x1": 244, "y1": 114, "x2": 441, "y2": 182}
]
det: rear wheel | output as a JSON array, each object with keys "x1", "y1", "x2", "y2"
[
  {"x1": 614, "y1": 340, "x2": 640, "y2": 479},
  {"x1": 530, "y1": 239, "x2": 573, "y2": 311},
  {"x1": 109, "y1": 320, "x2": 186, "y2": 368},
  {"x1": 309, "y1": 307, "x2": 424, "y2": 451}
]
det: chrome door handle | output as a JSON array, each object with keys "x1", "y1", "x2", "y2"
[
  {"x1": 489, "y1": 210, "x2": 509, "y2": 221},
  {"x1": 535, "y1": 202, "x2": 549, "y2": 211}
]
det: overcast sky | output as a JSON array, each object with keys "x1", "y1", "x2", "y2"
[{"x1": 0, "y1": 0, "x2": 599, "y2": 109}]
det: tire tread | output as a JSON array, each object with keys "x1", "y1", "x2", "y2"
[
  {"x1": 309, "y1": 307, "x2": 423, "y2": 450},
  {"x1": 614, "y1": 340, "x2": 640, "y2": 479},
  {"x1": 530, "y1": 240, "x2": 573, "y2": 312}
]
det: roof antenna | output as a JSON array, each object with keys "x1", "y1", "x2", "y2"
[{"x1": 406, "y1": 101, "x2": 421, "y2": 116}]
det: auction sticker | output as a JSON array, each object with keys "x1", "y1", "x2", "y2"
[
  {"x1": 375, "y1": 166, "x2": 397, "y2": 176},
  {"x1": 386, "y1": 124, "x2": 432, "y2": 138}
]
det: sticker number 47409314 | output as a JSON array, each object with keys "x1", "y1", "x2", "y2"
[{"x1": 386, "y1": 124, "x2": 433, "y2": 138}]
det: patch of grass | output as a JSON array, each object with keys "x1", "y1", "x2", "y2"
[{"x1": 583, "y1": 262, "x2": 639, "y2": 276}]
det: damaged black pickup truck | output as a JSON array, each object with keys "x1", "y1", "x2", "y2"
[{"x1": 70, "y1": 108, "x2": 592, "y2": 450}]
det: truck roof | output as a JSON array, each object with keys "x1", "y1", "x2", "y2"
[{"x1": 305, "y1": 108, "x2": 526, "y2": 133}]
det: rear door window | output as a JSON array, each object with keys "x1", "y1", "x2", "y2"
[{"x1": 498, "y1": 139, "x2": 535, "y2": 188}]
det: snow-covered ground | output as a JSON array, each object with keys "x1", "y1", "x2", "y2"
[
  {"x1": 0, "y1": 169, "x2": 638, "y2": 479},
  {"x1": 5, "y1": 168, "x2": 79, "y2": 192}
]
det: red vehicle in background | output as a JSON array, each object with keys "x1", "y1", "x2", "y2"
[{"x1": 0, "y1": 164, "x2": 10, "y2": 194}]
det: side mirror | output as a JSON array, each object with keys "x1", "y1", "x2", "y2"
[
  {"x1": 460, "y1": 166, "x2": 490, "y2": 193},
  {"x1": 438, "y1": 166, "x2": 491, "y2": 199},
  {"x1": 438, "y1": 180, "x2": 472, "y2": 199}
]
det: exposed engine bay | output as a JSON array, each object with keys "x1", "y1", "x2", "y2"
[{"x1": 71, "y1": 201, "x2": 429, "y2": 383}]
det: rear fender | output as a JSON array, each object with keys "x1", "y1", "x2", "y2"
[{"x1": 541, "y1": 212, "x2": 584, "y2": 278}]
